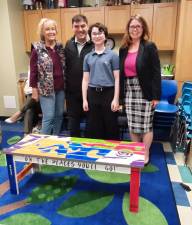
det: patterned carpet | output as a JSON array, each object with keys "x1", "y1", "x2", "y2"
[{"x1": 0, "y1": 123, "x2": 180, "y2": 225}]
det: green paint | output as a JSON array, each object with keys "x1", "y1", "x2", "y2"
[
  {"x1": 0, "y1": 213, "x2": 51, "y2": 225},
  {"x1": 86, "y1": 165, "x2": 158, "y2": 184},
  {"x1": 27, "y1": 176, "x2": 77, "y2": 203},
  {"x1": 142, "y1": 164, "x2": 159, "y2": 172},
  {"x1": 7, "y1": 136, "x2": 22, "y2": 145},
  {"x1": 122, "y1": 193, "x2": 168, "y2": 225},
  {"x1": 72, "y1": 137, "x2": 108, "y2": 144},
  {"x1": 0, "y1": 152, "x2": 6, "y2": 166},
  {"x1": 40, "y1": 165, "x2": 71, "y2": 173},
  {"x1": 58, "y1": 190, "x2": 114, "y2": 217},
  {"x1": 86, "y1": 170, "x2": 130, "y2": 183}
]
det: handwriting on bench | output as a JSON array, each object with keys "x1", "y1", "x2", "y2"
[{"x1": 24, "y1": 155, "x2": 116, "y2": 172}]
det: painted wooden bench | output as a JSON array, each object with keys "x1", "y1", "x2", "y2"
[{"x1": 4, "y1": 134, "x2": 145, "y2": 213}]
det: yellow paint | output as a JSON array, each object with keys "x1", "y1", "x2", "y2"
[{"x1": 87, "y1": 150, "x2": 103, "y2": 159}]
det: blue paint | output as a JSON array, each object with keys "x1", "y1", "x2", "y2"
[{"x1": 6, "y1": 154, "x2": 18, "y2": 194}]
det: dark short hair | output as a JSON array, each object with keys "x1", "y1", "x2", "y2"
[
  {"x1": 88, "y1": 23, "x2": 108, "y2": 38},
  {"x1": 72, "y1": 14, "x2": 88, "y2": 25}
]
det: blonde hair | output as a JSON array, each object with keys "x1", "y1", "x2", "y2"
[
  {"x1": 121, "y1": 14, "x2": 150, "y2": 48},
  {"x1": 37, "y1": 18, "x2": 58, "y2": 41}
]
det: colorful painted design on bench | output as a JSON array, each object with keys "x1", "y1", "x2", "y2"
[{"x1": 4, "y1": 134, "x2": 145, "y2": 167}]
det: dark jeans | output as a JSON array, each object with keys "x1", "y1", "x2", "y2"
[
  {"x1": 21, "y1": 95, "x2": 41, "y2": 133},
  {"x1": 86, "y1": 87, "x2": 119, "y2": 140},
  {"x1": 66, "y1": 92, "x2": 85, "y2": 137}
]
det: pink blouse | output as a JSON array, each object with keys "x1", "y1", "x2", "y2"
[{"x1": 124, "y1": 51, "x2": 138, "y2": 77}]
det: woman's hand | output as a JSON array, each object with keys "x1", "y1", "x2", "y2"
[
  {"x1": 118, "y1": 105, "x2": 123, "y2": 113},
  {"x1": 83, "y1": 99, "x2": 89, "y2": 112},
  {"x1": 151, "y1": 100, "x2": 159, "y2": 108},
  {"x1": 111, "y1": 98, "x2": 119, "y2": 112},
  {"x1": 32, "y1": 88, "x2": 39, "y2": 102}
]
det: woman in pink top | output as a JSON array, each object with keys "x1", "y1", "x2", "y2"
[{"x1": 119, "y1": 15, "x2": 161, "y2": 165}]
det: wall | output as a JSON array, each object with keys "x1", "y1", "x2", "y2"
[
  {"x1": 8, "y1": 0, "x2": 29, "y2": 76},
  {"x1": 0, "y1": 0, "x2": 29, "y2": 117}
]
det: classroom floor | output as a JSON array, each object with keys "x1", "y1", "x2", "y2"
[
  {"x1": 163, "y1": 142, "x2": 192, "y2": 225},
  {"x1": 1, "y1": 118, "x2": 192, "y2": 225}
]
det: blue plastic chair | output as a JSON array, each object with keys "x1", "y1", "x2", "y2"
[
  {"x1": 182, "y1": 81, "x2": 192, "y2": 92},
  {"x1": 155, "y1": 80, "x2": 178, "y2": 114},
  {"x1": 177, "y1": 81, "x2": 192, "y2": 104}
]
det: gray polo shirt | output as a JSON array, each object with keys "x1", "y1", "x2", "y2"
[{"x1": 83, "y1": 48, "x2": 119, "y2": 87}]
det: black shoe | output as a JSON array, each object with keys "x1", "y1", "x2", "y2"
[
  {"x1": 180, "y1": 183, "x2": 191, "y2": 192},
  {"x1": 144, "y1": 160, "x2": 150, "y2": 167}
]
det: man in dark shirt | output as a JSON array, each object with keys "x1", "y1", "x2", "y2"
[{"x1": 65, "y1": 14, "x2": 93, "y2": 137}]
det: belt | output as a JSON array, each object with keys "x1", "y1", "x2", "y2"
[
  {"x1": 89, "y1": 86, "x2": 114, "y2": 92},
  {"x1": 125, "y1": 75, "x2": 137, "y2": 79}
]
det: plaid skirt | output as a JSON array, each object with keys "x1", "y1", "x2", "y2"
[{"x1": 124, "y1": 76, "x2": 154, "y2": 133}]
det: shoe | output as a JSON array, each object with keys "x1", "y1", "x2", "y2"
[
  {"x1": 32, "y1": 126, "x2": 41, "y2": 134},
  {"x1": 144, "y1": 160, "x2": 150, "y2": 167},
  {"x1": 4, "y1": 111, "x2": 22, "y2": 124},
  {"x1": 5, "y1": 118, "x2": 15, "y2": 124},
  {"x1": 180, "y1": 183, "x2": 191, "y2": 192}
]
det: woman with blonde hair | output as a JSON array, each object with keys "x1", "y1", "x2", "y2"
[
  {"x1": 30, "y1": 18, "x2": 65, "y2": 135},
  {"x1": 119, "y1": 15, "x2": 161, "y2": 165}
]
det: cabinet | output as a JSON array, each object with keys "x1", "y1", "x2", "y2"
[
  {"x1": 23, "y1": 10, "x2": 42, "y2": 52},
  {"x1": 105, "y1": 6, "x2": 131, "y2": 34},
  {"x1": 23, "y1": 3, "x2": 178, "y2": 51},
  {"x1": 23, "y1": 9, "x2": 62, "y2": 51},
  {"x1": 80, "y1": 7, "x2": 105, "y2": 25},
  {"x1": 131, "y1": 4, "x2": 153, "y2": 39},
  {"x1": 61, "y1": 8, "x2": 80, "y2": 44},
  {"x1": 152, "y1": 3, "x2": 177, "y2": 50},
  {"x1": 42, "y1": 9, "x2": 62, "y2": 42},
  {"x1": 175, "y1": 0, "x2": 192, "y2": 82}
]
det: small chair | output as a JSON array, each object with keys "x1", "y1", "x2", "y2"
[
  {"x1": 154, "y1": 80, "x2": 179, "y2": 141},
  {"x1": 155, "y1": 80, "x2": 178, "y2": 114},
  {"x1": 182, "y1": 81, "x2": 192, "y2": 92},
  {"x1": 178, "y1": 81, "x2": 192, "y2": 105},
  {"x1": 170, "y1": 82, "x2": 192, "y2": 152}
]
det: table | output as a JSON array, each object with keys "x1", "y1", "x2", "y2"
[{"x1": 4, "y1": 134, "x2": 145, "y2": 213}]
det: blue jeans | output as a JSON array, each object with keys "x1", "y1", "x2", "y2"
[{"x1": 40, "y1": 90, "x2": 65, "y2": 135}]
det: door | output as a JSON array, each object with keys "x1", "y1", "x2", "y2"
[
  {"x1": 23, "y1": 10, "x2": 42, "y2": 52},
  {"x1": 42, "y1": 9, "x2": 62, "y2": 42},
  {"x1": 61, "y1": 8, "x2": 80, "y2": 44},
  {"x1": 131, "y1": 4, "x2": 153, "y2": 39},
  {"x1": 152, "y1": 3, "x2": 177, "y2": 50},
  {"x1": 105, "y1": 6, "x2": 131, "y2": 34},
  {"x1": 80, "y1": 6, "x2": 105, "y2": 25}
]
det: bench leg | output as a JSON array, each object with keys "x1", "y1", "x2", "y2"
[
  {"x1": 6, "y1": 155, "x2": 19, "y2": 194},
  {"x1": 17, "y1": 163, "x2": 34, "y2": 181},
  {"x1": 130, "y1": 167, "x2": 141, "y2": 213}
]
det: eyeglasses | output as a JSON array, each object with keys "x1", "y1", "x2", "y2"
[
  {"x1": 129, "y1": 25, "x2": 142, "y2": 30},
  {"x1": 91, "y1": 31, "x2": 104, "y2": 37}
]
